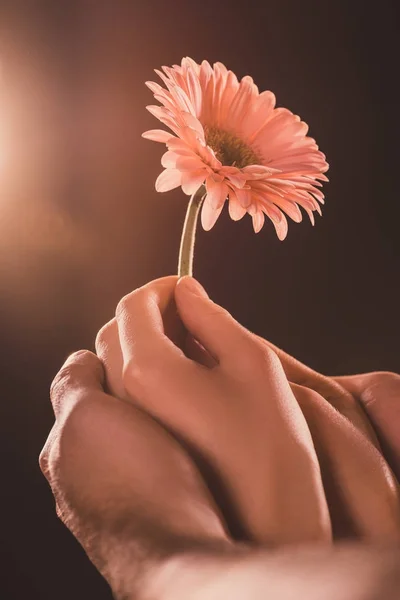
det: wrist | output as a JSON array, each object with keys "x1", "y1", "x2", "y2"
[
  {"x1": 140, "y1": 543, "x2": 400, "y2": 600},
  {"x1": 140, "y1": 540, "x2": 251, "y2": 600},
  {"x1": 95, "y1": 528, "x2": 239, "y2": 600}
]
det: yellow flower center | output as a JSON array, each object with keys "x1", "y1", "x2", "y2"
[{"x1": 204, "y1": 126, "x2": 261, "y2": 168}]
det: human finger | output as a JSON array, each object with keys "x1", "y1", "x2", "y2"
[
  {"x1": 334, "y1": 372, "x2": 400, "y2": 481},
  {"x1": 40, "y1": 349, "x2": 105, "y2": 484},
  {"x1": 291, "y1": 382, "x2": 400, "y2": 542},
  {"x1": 95, "y1": 318, "x2": 126, "y2": 399},
  {"x1": 116, "y1": 276, "x2": 185, "y2": 379},
  {"x1": 96, "y1": 298, "x2": 215, "y2": 401},
  {"x1": 258, "y1": 337, "x2": 379, "y2": 445},
  {"x1": 128, "y1": 277, "x2": 333, "y2": 544},
  {"x1": 49, "y1": 349, "x2": 105, "y2": 420},
  {"x1": 175, "y1": 277, "x2": 269, "y2": 373},
  {"x1": 97, "y1": 276, "x2": 217, "y2": 404},
  {"x1": 42, "y1": 354, "x2": 232, "y2": 561}
]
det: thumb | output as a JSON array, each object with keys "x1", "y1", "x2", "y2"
[{"x1": 175, "y1": 277, "x2": 252, "y2": 367}]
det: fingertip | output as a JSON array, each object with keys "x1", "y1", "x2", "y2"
[
  {"x1": 150, "y1": 274, "x2": 180, "y2": 289},
  {"x1": 55, "y1": 350, "x2": 105, "y2": 393},
  {"x1": 50, "y1": 350, "x2": 105, "y2": 419},
  {"x1": 176, "y1": 276, "x2": 209, "y2": 299},
  {"x1": 63, "y1": 349, "x2": 98, "y2": 367},
  {"x1": 137, "y1": 275, "x2": 180, "y2": 305}
]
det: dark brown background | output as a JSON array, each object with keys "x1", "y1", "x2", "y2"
[{"x1": 0, "y1": 1, "x2": 398, "y2": 598}]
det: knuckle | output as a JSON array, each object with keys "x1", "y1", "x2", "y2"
[
  {"x1": 38, "y1": 426, "x2": 59, "y2": 478},
  {"x1": 39, "y1": 445, "x2": 49, "y2": 475},
  {"x1": 362, "y1": 371, "x2": 400, "y2": 404},
  {"x1": 122, "y1": 353, "x2": 168, "y2": 399},
  {"x1": 375, "y1": 371, "x2": 400, "y2": 385},
  {"x1": 258, "y1": 341, "x2": 279, "y2": 364},
  {"x1": 239, "y1": 334, "x2": 280, "y2": 373},
  {"x1": 122, "y1": 357, "x2": 148, "y2": 396},
  {"x1": 95, "y1": 319, "x2": 116, "y2": 354},
  {"x1": 291, "y1": 382, "x2": 321, "y2": 409},
  {"x1": 50, "y1": 363, "x2": 78, "y2": 400},
  {"x1": 250, "y1": 332, "x2": 277, "y2": 361},
  {"x1": 115, "y1": 290, "x2": 138, "y2": 321},
  {"x1": 115, "y1": 297, "x2": 127, "y2": 320},
  {"x1": 50, "y1": 359, "x2": 103, "y2": 420},
  {"x1": 50, "y1": 350, "x2": 99, "y2": 401}
]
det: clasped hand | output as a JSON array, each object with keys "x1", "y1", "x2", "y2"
[{"x1": 39, "y1": 276, "x2": 400, "y2": 599}]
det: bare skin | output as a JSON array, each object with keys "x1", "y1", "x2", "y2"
[
  {"x1": 39, "y1": 276, "x2": 400, "y2": 599},
  {"x1": 95, "y1": 275, "x2": 400, "y2": 543}
]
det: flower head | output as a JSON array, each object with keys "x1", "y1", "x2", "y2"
[{"x1": 143, "y1": 57, "x2": 328, "y2": 240}]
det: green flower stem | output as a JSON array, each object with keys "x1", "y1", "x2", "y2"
[{"x1": 177, "y1": 185, "x2": 206, "y2": 277}]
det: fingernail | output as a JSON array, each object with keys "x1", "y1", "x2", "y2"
[{"x1": 180, "y1": 276, "x2": 209, "y2": 298}]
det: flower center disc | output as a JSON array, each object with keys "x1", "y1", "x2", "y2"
[{"x1": 205, "y1": 126, "x2": 261, "y2": 169}]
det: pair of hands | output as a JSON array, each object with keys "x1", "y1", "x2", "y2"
[{"x1": 39, "y1": 276, "x2": 400, "y2": 599}]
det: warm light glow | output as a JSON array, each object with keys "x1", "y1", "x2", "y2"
[
  {"x1": 0, "y1": 73, "x2": 9, "y2": 179},
  {"x1": 0, "y1": 100, "x2": 4, "y2": 174}
]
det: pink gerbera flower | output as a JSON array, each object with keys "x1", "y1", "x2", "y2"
[{"x1": 143, "y1": 57, "x2": 328, "y2": 240}]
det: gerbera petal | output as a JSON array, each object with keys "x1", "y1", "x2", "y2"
[
  {"x1": 153, "y1": 91, "x2": 180, "y2": 114},
  {"x1": 185, "y1": 66, "x2": 202, "y2": 117},
  {"x1": 182, "y1": 56, "x2": 201, "y2": 76},
  {"x1": 290, "y1": 194, "x2": 320, "y2": 215},
  {"x1": 212, "y1": 63, "x2": 230, "y2": 128},
  {"x1": 201, "y1": 199, "x2": 224, "y2": 231},
  {"x1": 228, "y1": 191, "x2": 247, "y2": 221},
  {"x1": 253, "y1": 184, "x2": 303, "y2": 223},
  {"x1": 161, "y1": 150, "x2": 179, "y2": 168},
  {"x1": 179, "y1": 125, "x2": 204, "y2": 148},
  {"x1": 252, "y1": 210, "x2": 265, "y2": 233},
  {"x1": 181, "y1": 170, "x2": 207, "y2": 195},
  {"x1": 213, "y1": 61, "x2": 228, "y2": 76},
  {"x1": 181, "y1": 112, "x2": 205, "y2": 138},
  {"x1": 225, "y1": 173, "x2": 247, "y2": 188},
  {"x1": 145, "y1": 80, "x2": 167, "y2": 96},
  {"x1": 170, "y1": 84, "x2": 197, "y2": 117},
  {"x1": 155, "y1": 169, "x2": 182, "y2": 192},
  {"x1": 217, "y1": 71, "x2": 240, "y2": 128},
  {"x1": 167, "y1": 137, "x2": 196, "y2": 155},
  {"x1": 176, "y1": 155, "x2": 205, "y2": 171},
  {"x1": 144, "y1": 57, "x2": 329, "y2": 241},
  {"x1": 142, "y1": 129, "x2": 174, "y2": 143},
  {"x1": 305, "y1": 207, "x2": 315, "y2": 226},
  {"x1": 243, "y1": 90, "x2": 276, "y2": 141},
  {"x1": 235, "y1": 187, "x2": 252, "y2": 208},
  {"x1": 273, "y1": 213, "x2": 289, "y2": 241},
  {"x1": 219, "y1": 166, "x2": 247, "y2": 188},
  {"x1": 146, "y1": 105, "x2": 180, "y2": 135},
  {"x1": 255, "y1": 194, "x2": 284, "y2": 223},
  {"x1": 242, "y1": 165, "x2": 281, "y2": 178},
  {"x1": 272, "y1": 197, "x2": 303, "y2": 223},
  {"x1": 227, "y1": 76, "x2": 256, "y2": 130},
  {"x1": 206, "y1": 177, "x2": 228, "y2": 209}
]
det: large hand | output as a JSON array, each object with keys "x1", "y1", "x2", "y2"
[
  {"x1": 96, "y1": 276, "x2": 400, "y2": 544},
  {"x1": 259, "y1": 339, "x2": 400, "y2": 540},
  {"x1": 39, "y1": 350, "x2": 233, "y2": 600},
  {"x1": 38, "y1": 354, "x2": 400, "y2": 600},
  {"x1": 96, "y1": 276, "x2": 331, "y2": 545}
]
